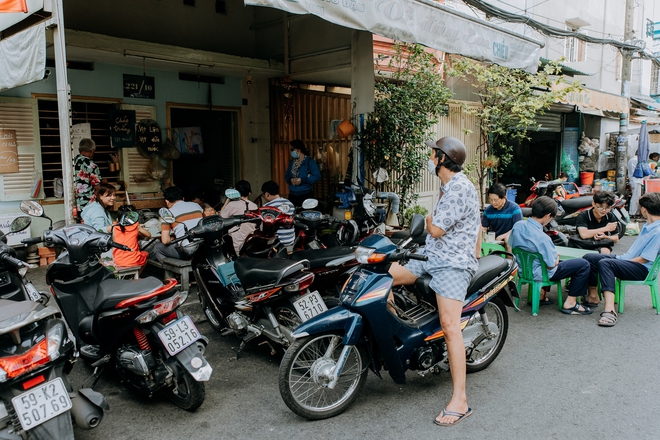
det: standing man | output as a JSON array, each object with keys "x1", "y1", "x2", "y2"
[
  {"x1": 628, "y1": 151, "x2": 643, "y2": 218},
  {"x1": 74, "y1": 138, "x2": 102, "y2": 213},
  {"x1": 582, "y1": 192, "x2": 660, "y2": 327},
  {"x1": 389, "y1": 136, "x2": 480, "y2": 427},
  {"x1": 150, "y1": 186, "x2": 203, "y2": 261}
]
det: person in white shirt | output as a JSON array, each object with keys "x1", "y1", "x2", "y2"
[{"x1": 628, "y1": 151, "x2": 643, "y2": 217}]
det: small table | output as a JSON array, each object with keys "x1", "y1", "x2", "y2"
[{"x1": 555, "y1": 246, "x2": 598, "y2": 261}]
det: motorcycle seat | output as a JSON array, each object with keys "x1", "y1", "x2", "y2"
[
  {"x1": 389, "y1": 231, "x2": 427, "y2": 246},
  {"x1": 288, "y1": 246, "x2": 356, "y2": 269},
  {"x1": 413, "y1": 255, "x2": 511, "y2": 302},
  {"x1": 234, "y1": 257, "x2": 310, "y2": 291},
  {"x1": 561, "y1": 196, "x2": 593, "y2": 210},
  {"x1": 94, "y1": 276, "x2": 164, "y2": 310}
]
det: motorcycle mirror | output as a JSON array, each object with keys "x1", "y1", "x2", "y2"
[
  {"x1": 20, "y1": 200, "x2": 44, "y2": 218},
  {"x1": 279, "y1": 204, "x2": 291, "y2": 214},
  {"x1": 10, "y1": 216, "x2": 31, "y2": 233},
  {"x1": 409, "y1": 214, "x2": 425, "y2": 238},
  {"x1": 158, "y1": 208, "x2": 176, "y2": 224},
  {"x1": 119, "y1": 211, "x2": 140, "y2": 227},
  {"x1": 302, "y1": 199, "x2": 318, "y2": 210}
]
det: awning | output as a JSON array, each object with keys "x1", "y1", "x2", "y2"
[
  {"x1": 0, "y1": 0, "x2": 44, "y2": 31},
  {"x1": 631, "y1": 95, "x2": 660, "y2": 111},
  {"x1": 552, "y1": 83, "x2": 628, "y2": 114},
  {"x1": 245, "y1": 0, "x2": 543, "y2": 73},
  {"x1": 0, "y1": 23, "x2": 45, "y2": 91},
  {"x1": 539, "y1": 57, "x2": 593, "y2": 76}
]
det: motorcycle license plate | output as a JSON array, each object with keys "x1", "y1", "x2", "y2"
[
  {"x1": 293, "y1": 290, "x2": 328, "y2": 322},
  {"x1": 158, "y1": 316, "x2": 201, "y2": 356},
  {"x1": 12, "y1": 377, "x2": 72, "y2": 431},
  {"x1": 25, "y1": 282, "x2": 40, "y2": 302}
]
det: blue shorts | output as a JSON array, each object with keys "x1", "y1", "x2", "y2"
[{"x1": 404, "y1": 250, "x2": 475, "y2": 302}]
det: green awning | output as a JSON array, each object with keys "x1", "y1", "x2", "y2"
[{"x1": 539, "y1": 57, "x2": 593, "y2": 77}]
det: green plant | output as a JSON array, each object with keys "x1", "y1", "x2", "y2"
[
  {"x1": 448, "y1": 58, "x2": 582, "y2": 206},
  {"x1": 402, "y1": 205, "x2": 429, "y2": 227},
  {"x1": 360, "y1": 42, "x2": 452, "y2": 213}
]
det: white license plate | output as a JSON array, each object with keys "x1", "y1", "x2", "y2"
[
  {"x1": 158, "y1": 316, "x2": 200, "y2": 356},
  {"x1": 12, "y1": 377, "x2": 72, "y2": 431},
  {"x1": 25, "y1": 283, "x2": 40, "y2": 302},
  {"x1": 293, "y1": 290, "x2": 328, "y2": 323}
]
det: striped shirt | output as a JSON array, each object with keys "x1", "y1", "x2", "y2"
[
  {"x1": 264, "y1": 197, "x2": 296, "y2": 246},
  {"x1": 162, "y1": 201, "x2": 203, "y2": 243}
]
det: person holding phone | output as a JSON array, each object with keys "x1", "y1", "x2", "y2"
[{"x1": 574, "y1": 191, "x2": 620, "y2": 254}]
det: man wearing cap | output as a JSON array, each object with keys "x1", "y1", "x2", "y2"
[
  {"x1": 285, "y1": 139, "x2": 321, "y2": 207},
  {"x1": 74, "y1": 138, "x2": 102, "y2": 213},
  {"x1": 389, "y1": 136, "x2": 481, "y2": 427}
]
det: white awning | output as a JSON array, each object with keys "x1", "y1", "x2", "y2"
[
  {"x1": 245, "y1": 0, "x2": 543, "y2": 73},
  {"x1": 0, "y1": 23, "x2": 45, "y2": 92}
]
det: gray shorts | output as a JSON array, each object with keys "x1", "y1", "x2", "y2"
[{"x1": 404, "y1": 252, "x2": 475, "y2": 301}]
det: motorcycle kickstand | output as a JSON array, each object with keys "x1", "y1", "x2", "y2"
[
  {"x1": 81, "y1": 355, "x2": 110, "y2": 389},
  {"x1": 258, "y1": 340, "x2": 277, "y2": 356}
]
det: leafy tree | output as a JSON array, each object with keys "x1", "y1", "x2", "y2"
[
  {"x1": 360, "y1": 42, "x2": 452, "y2": 214},
  {"x1": 448, "y1": 58, "x2": 581, "y2": 206}
]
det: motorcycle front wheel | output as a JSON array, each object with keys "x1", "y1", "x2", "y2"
[
  {"x1": 279, "y1": 334, "x2": 368, "y2": 420},
  {"x1": 163, "y1": 360, "x2": 206, "y2": 411},
  {"x1": 465, "y1": 297, "x2": 509, "y2": 373},
  {"x1": 198, "y1": 292, "x2": 224, "y2": 332}
]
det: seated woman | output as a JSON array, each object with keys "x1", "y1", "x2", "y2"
[
  {"x1": 481, "y1": 183, "x2": 523, "y2": 250},
  {"x1": 81, "y1": 183, "x2": 116, "y2": 233},
  {"x1": 112, "y1": 214, "x2": 152, "y2": 272}
]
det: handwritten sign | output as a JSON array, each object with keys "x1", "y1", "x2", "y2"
[
  {"x1": 136, "y1": 119, "x2": 161, "y2": 156},
  {"x1": 110, "y1": 109, "x2": 136, "y2": 148},
  {"x1": 123, "y1": 74, "x2": 155, "y2": 99},
  {"x1": 0, "y1": 130, "x2": 18, "y2": 174},
  {"x1": 71, "y1": 123, "x2": 91, "y2": 155}
]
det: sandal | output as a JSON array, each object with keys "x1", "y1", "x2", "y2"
[
  {"x1": 561, "y1": 304, "x2": 592, "y2": 315},
  {"x1": 598, "y1": 310, "x2": 618, "y2": 327},
  {"x1": 581, "y1": 299, "x2": 600, "y2": 308},
  {"x1": 434, "y1": 408, "x2": 473, "y2": 427}
]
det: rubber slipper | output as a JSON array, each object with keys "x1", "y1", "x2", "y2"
[
  {"x1": 561, "y1": 304, "x2": 593, "y2": 315},
  {"x1": 581, "y1": 300, "x2": 600, "y2": 308},
  {"x1": 528, "y1": 297, "x2": 554, "y2": 306},
  {"x1": 434, "y1": 407, "x2": 473, "y2": 427},
  {"x1": 598, "y1": 310, "x2": 618, "y2": 327}
]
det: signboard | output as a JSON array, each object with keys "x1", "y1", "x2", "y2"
[
  {"x1": 123, "y1": 74, "x2": 155, "y2": 99},
  {"x1": 552, "y1": 83, "x2": 629, "y2": 114},
  {"x1": 0, "y1": 130, "x2": 18, "y2": 173},
  {"x1": 136, "y1": 119, "x2": 162, "y2": 156},
  {"x1": 71, "y1": 123, "x2": 91, "y2": 156},
  {"x1": 110, "y1": 109, "x2": 136, "y2": 148},
  {"x1": 245, "y1": 0, "x2": 542, "y2": 72}
]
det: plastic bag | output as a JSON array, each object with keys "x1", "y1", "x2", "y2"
[{"x1": 625, "y1": 222, "x2": 640, "y2": 236}]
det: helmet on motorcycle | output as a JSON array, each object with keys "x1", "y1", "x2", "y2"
[{"x1": 425, "y1": 136, "x2": 467, "y2": 166}]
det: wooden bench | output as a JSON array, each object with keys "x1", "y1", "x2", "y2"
[{"x1": 148, "y1": 257, "x2": 193, "y2": 291}]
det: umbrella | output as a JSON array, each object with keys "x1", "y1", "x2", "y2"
[
  {"x1": 0, "y1": 0, "x2": 27, "y2": 13},
  {"x1": 638, "y1": 121, "x2": 650, "y2": 170}
]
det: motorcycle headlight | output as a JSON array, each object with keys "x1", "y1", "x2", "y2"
[{"x1": 354, "y1": 246, "x2": 386, "y2": 264}]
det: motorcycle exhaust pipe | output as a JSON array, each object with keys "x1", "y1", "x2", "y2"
[{"x1": 69, "y1": 389, "x2": 108, "y2": 430}]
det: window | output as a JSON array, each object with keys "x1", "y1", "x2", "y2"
[
  {"x1": 651, "y1": 63, "x2": 660, "y2": 97},
  {"x1": 565, "y1": 31, "x2": 587, "y2": 62}
]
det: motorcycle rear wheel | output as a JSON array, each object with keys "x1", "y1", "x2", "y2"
[
  {"x1": 279, "y1": 334, "x2": 368, "y2": 420},
  {"x1": 465, "y1": 297, "x2": 508, "y2": 373},
  {"x1": 164, "y1": 361, "x2": 206, "y2": 411}
]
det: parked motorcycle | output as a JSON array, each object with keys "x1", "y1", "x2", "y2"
[
  {"x1": 20, "y1": 201, "x2": 211, "y2": 412},
  {"x1": 278, "y1": 215, "x2": 519, "y2": 420},
  {"x1": 169, "y1": 209, "x2": 330, "y2": 355},
  {"x1": 0, "y1": 216, "x2": 107, "y2": 439}
]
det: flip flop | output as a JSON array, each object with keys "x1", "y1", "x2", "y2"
[
  {"x1": 561, "y1": 304, "x2": 593, "y2": 315},
  {"x1": 434, "y1": 408, "x2": 473, "y2": 427},
  {"x1": 581, "y1": 300, "x2": 600, "y2": 308}
]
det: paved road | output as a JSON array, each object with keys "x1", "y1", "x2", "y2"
[{"x1": 27, "y1": 234, "x2": 660, "y2": 439}]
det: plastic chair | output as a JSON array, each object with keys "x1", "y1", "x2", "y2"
[
  {"x1": 481, "y1": 242, "x2": 506, "y2": 257},
  {"x1": 614, "y1": 255, "x2": 660, "y2": 314},
  {"x1": 512, "y1": 247, "x2": 563, "y2": 316}
]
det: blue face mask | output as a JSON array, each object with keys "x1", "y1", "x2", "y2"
[
  {"x1": 291, "y1": 151, "x2": 299, "y2": 159},
  {"x1": 428, "y1": 159, "x2": 437, "y2": 176}
]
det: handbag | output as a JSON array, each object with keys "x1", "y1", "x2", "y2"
[{"x1": 568, "y1": 235, "x2": 615, "y2": 250}]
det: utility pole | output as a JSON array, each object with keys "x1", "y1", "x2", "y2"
[{"x1": 617, "y1": 0, "x2": 635, "y2": 194}]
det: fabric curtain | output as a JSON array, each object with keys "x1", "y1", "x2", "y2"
[{"x1": 0, "y1": 24, "x2": 45, "y2": 92}]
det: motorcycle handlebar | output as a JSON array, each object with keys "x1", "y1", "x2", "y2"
[
  {"x1": 21, "y1": 237, "x2": 43, "y2": 245},
  {"x1": 111, "y1": 242, "x2": 132, "y2": 252},
  {"x1": 407, "y1": 253, "x2": 428, "y2": 262},
  {"x1": 0, "y1": 254, "x2": 27, "y2": 268},
  {"x1": 294, "y1": 220, "x2": 309, "y2": 231}
]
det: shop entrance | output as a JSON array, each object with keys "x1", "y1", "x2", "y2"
[{"x1": 168, "y1": 105, "x2": 240, "y2": 208}]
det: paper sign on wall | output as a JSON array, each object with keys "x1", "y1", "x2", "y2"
[
  {"x1": 0, "y1": 130, "x2": 18, "y2": 174},
  {"x1": 71, "y1": 123, "x2": 91, "y2": 156}
]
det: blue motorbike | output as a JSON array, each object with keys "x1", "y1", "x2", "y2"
[{"x1": 278, "y1": 215, "x2": 519, "y2": 420}]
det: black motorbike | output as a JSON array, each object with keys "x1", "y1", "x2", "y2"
[
  {"x1": 20, "y1": 201, "x2": 211, "y2": 412},
  {"x1": 0, "y1": 216, "x2": 107, "y2": 439}
]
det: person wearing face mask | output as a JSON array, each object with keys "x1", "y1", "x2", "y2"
[
  {"x1": 389, "y1": 136, "x2": 481, "y2": 427},
  {"x1": 285, "y1": 139, "x2": 321, "y2": 207},
  {"x1": 481, "y1": 183, "x2": 523, "y2": 250}
]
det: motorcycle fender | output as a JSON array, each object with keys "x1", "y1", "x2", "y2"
[
  {"x1": 498, "y1": 281, "x2": 519, "y2": 310},
  {"x1": 171, "y1": 344, "x2": 213, "y2": 382},
  {"x1": 78, "y1": 388, "x2": 110, "y2": 411},
  {"x1": 293, "y1": 306, "x2": 363, "y2": 346}
]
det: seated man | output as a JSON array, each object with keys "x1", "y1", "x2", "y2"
[
  {"x1": 582, "y1": 192, "x2": 660, "y2": 327},
  {"x1": 509, "y1": 196, "x2": 592, "y2": 314},
  {"x1": 574, "y1": 191, "x2": 620, "y2": 254},
  {"x1": 481, "y1": 183, "x2": 522, "y2": 250},
  {"x1": 261, "y1": 181, "x2": 296, "y2": 250},
  {"x1": 150, "y1": 186, "x2": 203, "y2": 261},
  {"x1": 220, "y1": 180, "x2": 258, "y2": 254}
]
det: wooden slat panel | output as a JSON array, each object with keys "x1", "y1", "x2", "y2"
[
  {"x1": 3, "y1": 154, "x2": 36, "y2": 195},
  {"x1": 0, "y1": 103, "x2": 35, "y2": 145}
]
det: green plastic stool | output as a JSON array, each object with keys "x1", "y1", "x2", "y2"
[
  {"x1": 614, "y1": 255, "x2": 660, "y2": 314},
  {"x1": 512, "y1": 247, "x2": 563, "y2": 316}
]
